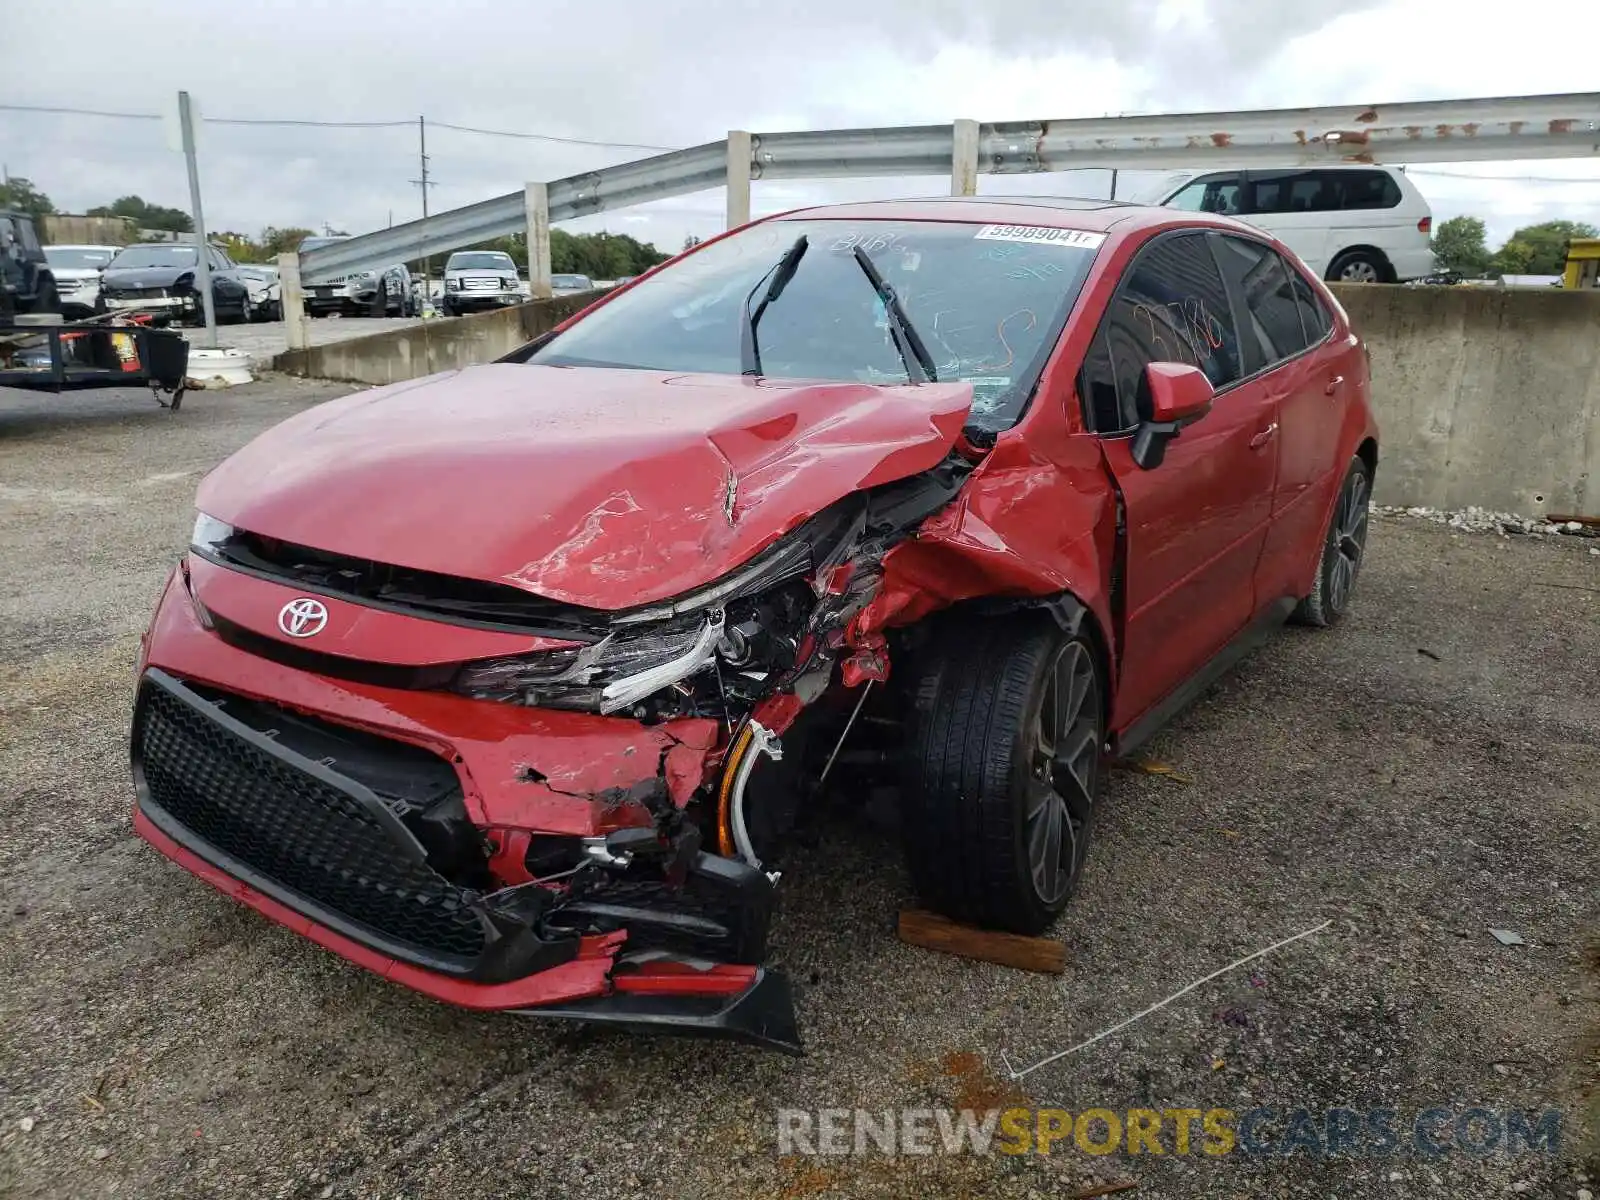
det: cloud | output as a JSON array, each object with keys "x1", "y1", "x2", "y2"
[{"x1": 1, "y1": 0, "x2": 1594, "y2": 254}]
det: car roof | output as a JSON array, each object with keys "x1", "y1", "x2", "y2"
[
  {"x1": 46, "y1": 243, "x2": 120, "y2": 252},
  {"x1": 769, "y1": 194, "x2": 1258, "y2": 238}
]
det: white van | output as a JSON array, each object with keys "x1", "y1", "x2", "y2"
[{"x1": 1153, "y1": 165, "x2": 1434, "y2": 283}]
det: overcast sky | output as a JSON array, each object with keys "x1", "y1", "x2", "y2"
[{"x1": 2, "y1": 0, "x2": 1596, "y2": 252}]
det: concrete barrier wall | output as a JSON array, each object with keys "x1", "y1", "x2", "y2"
[
  {"x1": 273, "y1": 293, "x2": 595, "y2": 387},
  {"x1": 276, "y1": 285, "x2": 1600, "y2": 519},
  {"x1": 1331, "y1": 284, "x2": 1600, "y2": 518}
]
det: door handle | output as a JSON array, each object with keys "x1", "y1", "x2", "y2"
[
  {"x1": 1324, "y1": 375, "x2": 1345, "y2": 395},
  {"x1": 1249, "y1": 422, "x2": 1278, "y2": 449}
]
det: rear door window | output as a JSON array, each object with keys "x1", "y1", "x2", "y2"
[
  {"x1": 1336, "y1": 170, "x2": 1403, "y2": 210},
  {"x1": 1212, "y1": 235, "x2": 1309, "y2": 373},
  {"x1": 1288, "y1": 266, "x2": 1333, "y2": 344},
  {"x1": 1080, "y1": 231, "x2": 1241, "y2": 433},
  {"x1": 1249, "y1": 171, "x2": 1342, "y2": 215}
]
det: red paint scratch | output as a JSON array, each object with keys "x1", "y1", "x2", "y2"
[
  {"x1": 1549, "y1": 118, "x2": 1574, "y2": 134},
  {"x1": 1210, "y1": 132, "x2": 1232, "y2": 148},
  {"x1": 1355, "y1": 108, "x2": 1379, "y2": 124}
]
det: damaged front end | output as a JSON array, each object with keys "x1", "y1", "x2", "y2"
[{"x1": 137, "y1": 451, "x2": 974, "y2": 1054}]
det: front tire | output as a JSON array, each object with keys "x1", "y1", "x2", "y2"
[
  {"x1": 1292, "y1": 456, "x2": 1371, "y2": 627},
  {"x1": 902, "y1": 617, "x2": 1104, "y2": 934}
]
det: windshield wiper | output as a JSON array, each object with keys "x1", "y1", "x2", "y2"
[
  {"x1": 740, "y1": 235, "x2": 809, "y2": 377},
  {"x1": 850, "y1": 245, "x2": 937, "y2": 384}
]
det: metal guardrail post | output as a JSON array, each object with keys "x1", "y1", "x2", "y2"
[
  {"x1": 951, "y1": 119, "x2": 979, "y2": 196},
  {"x1": 525, "y1": 182, "x2": 552, "y2": 300},
  {"x1": 726, "y1": 131, "x2": 752, "y2": 229},
  {"x1": 278, "y1": 252, "x2": 308, "y2": 351}
]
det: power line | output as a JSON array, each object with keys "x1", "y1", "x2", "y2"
[
  {"x1": 0, "y1": 102, "x2": 156, "y2": 121},
  {"x1": 210, "y1": 116, "x2": 413, "y2": 129},
  {"x1": 428, "y1": 121, "x2": 677, "y2": 152},
  {"x1": 0, "y1": 101, "x2": 674, "y2": 149}
]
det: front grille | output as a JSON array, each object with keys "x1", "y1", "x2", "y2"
[
  {"x1": 209, "y1": 613, "x2": 458, "y2": 691},
  {"x1": 134, "y1": 673, "x2": 487, "y2": 967},
  {"x1": 108, "y1": 287, "x2": 170, "y2": 300},
  {"x1": 462, "y1": 278, "x2": 498, "y2": 290}
]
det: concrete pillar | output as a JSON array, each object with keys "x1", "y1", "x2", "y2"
[
  {"x1": 277, "y1": 251, "x2": 309, "y2": 351},
  {"x1": 525, "y1": 181, "x2": 552, "y2": 301},
  {"x1": 726, "y1": 130, "x2": 752, "y2": 230},
  {"x1": 951, "y1": 119, "x2": 979, "y2": 197}
]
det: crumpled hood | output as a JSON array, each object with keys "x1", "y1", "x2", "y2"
[
  {"x1": 101, "y1": 266, "x2": 193, "y2": 290},
  {"x1": 198, "y1": 364, "x2": 974, "y2": 610}
]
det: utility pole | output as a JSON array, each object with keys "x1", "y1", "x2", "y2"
[
  {"x1": 411, "y1": 115, "x2": 436, "y2": 314},
  {"x1": 177, "y1": 91, "x2": 218, "y2": 348}
]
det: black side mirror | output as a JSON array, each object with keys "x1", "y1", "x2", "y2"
[{"x1": 1130, "y1": 362, "x2": 1215, "y2": 470}]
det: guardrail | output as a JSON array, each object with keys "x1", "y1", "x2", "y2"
[{"x1": 279, "y1": 91, "x2": 1600, "y2": 347}]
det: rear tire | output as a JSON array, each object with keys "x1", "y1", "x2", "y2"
[
  {"x1": 1327, "y1": 250, "x2": 1390, "y2": 284},
  {"x1": 1292, "y1": 456, "x2": 1371, "y2": 628},
  {"x1": 902, "y1": 617, "x2": 1104, "y2": 934}
]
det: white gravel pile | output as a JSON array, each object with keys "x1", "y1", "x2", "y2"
[{"x1": 1376, "y1": 504, "x2": 1595, "y2": 542}]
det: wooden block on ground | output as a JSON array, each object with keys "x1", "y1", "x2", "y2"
[{"x1": 897, "y1": 909, "x2": 1067, "y2": 975}]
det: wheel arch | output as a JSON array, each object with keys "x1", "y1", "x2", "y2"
[
  {"x1": 1355, "y1": 435, "x2": 1378, "y2": 481},
  {"x1": 908, "y1": 588, "x2": 1116, "y2": 728}
]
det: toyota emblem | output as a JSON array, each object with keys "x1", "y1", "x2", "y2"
[{"x1": 277, "y1": 597, "x2": 329, "y2": 638}]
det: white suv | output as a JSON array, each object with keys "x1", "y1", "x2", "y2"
[{"x1": 1154, "y1": 165, "x2": 1434, "y2": 283}]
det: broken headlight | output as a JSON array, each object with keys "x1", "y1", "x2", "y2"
[
  {"x1": 452, "y1": 499, "x2": 875, "y2": 717},
  {"x1": 454, "y1": 612, "x2": 726, "y2": 716},
  {"x1": 191, "y1": 512, "x2": 234, "y2": 555}
]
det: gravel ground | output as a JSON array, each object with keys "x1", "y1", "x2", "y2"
[{"x1": 1, "y1": 376, "x2": 1596, "y2": 1199}]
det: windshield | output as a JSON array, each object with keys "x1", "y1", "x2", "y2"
[
  {"x1": 45, "y1": 247, "x2": 116, "y2": 270},
  {"x1": 551, "y1": 274, "x2": 592, "y2": 288},
  {"x1": 449, "y1": 253, "x2": 516, "y2": 271},
  {"x1": 107, "y1": 246, "x2": 197, "y2": 269},
  {"x1": 528, "y1": 218, "x2": 1102, "y2": 432}
]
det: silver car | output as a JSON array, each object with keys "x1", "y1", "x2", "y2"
[
  {"x1": 43, "y1": 244, "x2": 118, "y2": 316},
  {"x1": 441, "y1": 251, "x2": 524, "y2": 316},
  {"x1": 299, "y1": 235, "x2": 414, "y2": 317},
  {"x1": 551, "y1": 272, "x2": 596, "y2": 296},
  {"x1": 235, "y1": 264, "x2": 282, "y2": 321}
]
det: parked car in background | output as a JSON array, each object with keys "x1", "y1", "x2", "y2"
[
  {"x1": 299, "y1": 236, "x2": 414, "y2": 317},
  {"x1": 234, "y1": 264, "x2": 282, "y2": 321},
  {"x1": 0, "y1": 210, "x2": 60, "y2": 318},
  {"x1": 43, "y1": 244, "x2": 118, "y2": 317},
  {"x1": 441, "y1": 251, "x2": 523, "y2": 316},
  {"x1": 131, "y1": 196, "x2": 1377, "y2": 1051},
  {"x1": 551, "y1": 272, "x2": 595, "y2": 296},
  {"x1": 96, "y1": 242, "x2": 253, "y2": 324},
  {"x1": 1154, "y1": 165, "x2": 1433, "y2": 283}
]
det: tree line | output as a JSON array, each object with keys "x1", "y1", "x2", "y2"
[
  {"x1": 0, "y1": 176, "x2": 671, "y2": 277},
  {"x1": 1430, "y1": 217, "x2": 1596, "y2": 279}
]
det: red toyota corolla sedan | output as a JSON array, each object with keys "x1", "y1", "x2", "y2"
[{"x1": 131, "y1": 197, "x2": 1376, "y2": 1053}]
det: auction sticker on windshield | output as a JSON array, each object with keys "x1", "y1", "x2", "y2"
[{"x1": 974, "y1": 225, "x2": 1106, "y2": 249}]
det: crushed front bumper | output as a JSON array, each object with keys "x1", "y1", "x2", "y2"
[{"x1": 130, "y1": 583, "x2": 803, "y2": 1053}]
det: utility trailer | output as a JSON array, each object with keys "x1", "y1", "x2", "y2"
[{"x1": 0, "y1": 314, "x2": 191, "y2": 410}]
